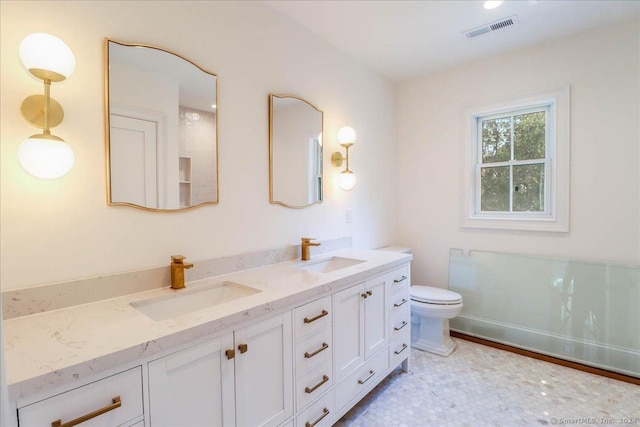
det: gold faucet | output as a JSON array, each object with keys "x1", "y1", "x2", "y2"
[
  {"x1": 301, "y1": 237, "x2": 321, "y2": 261},
  {"x1": 170, "y1": 255, "x2": 194, "y2": 289}
]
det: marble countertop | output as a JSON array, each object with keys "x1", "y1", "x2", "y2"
[{"x1": 3, "y1": 248, "x2": 411, "y2": 401}]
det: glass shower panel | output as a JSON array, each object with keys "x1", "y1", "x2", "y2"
[{"x1": 448, "y1": 249, "x2": 639, "y2": 378}]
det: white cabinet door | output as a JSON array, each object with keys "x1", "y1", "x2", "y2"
[
  {"x1": 148, "y1": 333, "x2": 235, "y2": 427},
  {"x1": 364, "y1": 275, "x2": 388, "y2": 359},
  {"x1": 333, "y1": 283, "x2": 365, "y2": 383},
  {"x1": 235, "y1": 312, "x2": 293, "y2": 427}
]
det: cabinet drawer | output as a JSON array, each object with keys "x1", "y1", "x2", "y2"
[
  {"x1": 296, "y1": 389, "x2": 335, "y2": 427},
  {"x1": 296, "y1": 359, "x2": 333, "y2": 411},
  {"x1": 389, "y1": 287, "x2": 410, "y2": 318},
  {"x1": 296, "y1": 326, "x2": 333, "y2": 374},
  {"x1": 388, "y1": 265, "x2": 410, "y2": 294},
  {"x1": 389, "y1": 304, "x2": 410, "y2": 341},
  {"x1": 294, "y1": 296, "x2": 332, "y2": 340},
  {"x1": 389, "y1": 329, "x2": 411, "y2": 369},
  {"x1": 18, "y1": 366, "x2": 143, "y2": 427},
  {"x1": 335, "y1": 350, "x2": 388, "y2": 412}
]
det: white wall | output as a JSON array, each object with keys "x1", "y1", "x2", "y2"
[
  {"x1": 0, "y1": 1, "x2": 398, "y2": 290},
  {"x1": 397, "y1": 20, "x2": 640, "y2": 287}
]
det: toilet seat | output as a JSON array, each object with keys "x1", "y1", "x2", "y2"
[{"x1": 410, "y1": 286, "x2": 462, "y2": 305}]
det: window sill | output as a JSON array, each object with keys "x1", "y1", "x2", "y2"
[{"x1": 461, "y1": 215, "x2": 569, "y2": 232}]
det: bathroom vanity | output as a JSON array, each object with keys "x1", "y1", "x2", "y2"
[{"x1": 3, "y1": 248, "x2": 411, "y2": 427}]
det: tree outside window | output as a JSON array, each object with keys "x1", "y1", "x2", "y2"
[{"x1": 479, "y1": 109, "x2": 548, "y2": 213}]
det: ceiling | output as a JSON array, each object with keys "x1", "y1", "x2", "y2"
[{"x1": 264, "y1": 0, "x2": 640, "y2": 82}]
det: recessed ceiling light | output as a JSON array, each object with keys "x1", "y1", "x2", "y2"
[
  {"x1": 484, "y1": 1, "x2": 504, "y2": 9},
  {"x1": 211, "y1": 104, "x2": 217, "y2": 109}
]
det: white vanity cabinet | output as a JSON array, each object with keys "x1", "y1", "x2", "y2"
[
  {"x1": 17, "y1": 367, "x2": 144, "y2": 427},
  {"x1": 333, "y1": 282, "x2": 365, "y2": 383},
  {"x1": 147, "y1": 311, "x2": 293, "y2": 427},
  {"x1": 333, "y1": 276, "x2": 388, "y2": 384},
  {"x1": 148, "y1": 333, "x2": 235, "y2": 427},
  {"x1": 292, "y1": 295, "x2": 335, "y2": 426},
  {"x1": 235, "y1": 312, "x2": 293, "y2": 427},
  {"x1": 332, "y1": 265, "x2": 411, "y2": 416},
  {"x1": 7, "y1": 255, "x2": 412, "y2": 427},
  {"x1": 363, "y1": 274, "x2": 389, "y2": 359},
  {"x1": 387, "y1": 265, "x2": 411, "y2": 372}
]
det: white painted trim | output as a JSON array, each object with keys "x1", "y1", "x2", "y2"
[
  {"x1": 461, "y1": 86, "x2": 570, "y2": 232},
  {"x1": 111, "y1": 105, "x2": 168, "y2": 209}
]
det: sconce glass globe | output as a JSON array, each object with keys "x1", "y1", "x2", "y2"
[
  {"x1": 18, "y1": 135, "x2": 75, "y2": 179},
  {"x1": 338, "y1": 170, "x2": 357, "y2": 191},
  {"x1": 337, "y1": 126, "x2": 357, "y2": 146},
  {"x1": 19, "y1": 33, "x2": 76, "y2": 82}
]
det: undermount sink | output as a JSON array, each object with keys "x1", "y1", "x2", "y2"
[
  {"x1": 298, "y1": 256, "x2": 365, "y2": 273},
  {"x1": 131, "y1": 281, "x2": 262, "y2": 321}
]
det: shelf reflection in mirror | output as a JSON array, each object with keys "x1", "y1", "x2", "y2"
[
  {"x1": 105, "y1": 39, "x2": 218, "y2": 211},
  {"x1": 269, "y1": 94, "x2": 323, "y2": 208}
]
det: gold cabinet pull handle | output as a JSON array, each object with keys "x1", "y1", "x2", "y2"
[
  {"x1": 51, "y1": 396, "x2": 121, "y2": 427},
  {"x1": 238, "y1": 343, "x2": 248, "y2": 354},
  {"x1": 394, "y1": 343, "x2": 408, "y2": 355},
  {"x1": 361, "y1": 293, "x2": 368, "y2": 299},
  {"x1": 304, "y1": 310, "x2": 328, "y2": 324},
  {"x1": 304, "y1": 342, "x2": 329, "y2": 359},
  {"x1": 366, "y1": 290, "x2": 373, "y2": 296},
  {"x1": 394, "y1": 299, "x2": 407, "y2": 307},
  {"x1": 304, "y1": 374, "x2": 329, "y2": 394},
  {"x1": 394, "y1": 276, "x2": 408, "y2": 283},
  {"x1": 394, "y1": 321, "x2": 408, "y2": 331},
  {"x1": 225, "y1": 349, "x2": 235, "y2": 359},
  {"x1": 305, "y1": 407, "x2": 330, "y2": 427},
  {"x1": 358, "y1": 370, "x2": 375, "y2": 385}
]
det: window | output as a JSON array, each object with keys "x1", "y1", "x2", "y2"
[
  {"x1": 478, "y1": 107, "x2": 549, "y2": 214},
  {"x1": 462, "y1": 87, "x2": 570, "y2": 232}
]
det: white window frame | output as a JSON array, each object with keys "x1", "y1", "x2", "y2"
[{"x1": 461, "y1": 87, "x2": 570, "y2": 232}]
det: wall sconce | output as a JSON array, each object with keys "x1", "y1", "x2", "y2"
[
  {"x1": 18, "y1": 33, "x2": 75, "y2": 179},
  {"x1": 331, "y1": 126, "x2": 357, "y2": 191}
]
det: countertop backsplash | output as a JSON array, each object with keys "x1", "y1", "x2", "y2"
[{"x1": 2, "y1": 236, "x2": 352, "y2": 320}]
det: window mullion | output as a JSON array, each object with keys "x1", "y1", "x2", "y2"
[
  {"x1": 476, "y1": 118, "x2": 483, "y2": 214},
  {"x1": 545, "y1": 108, "x2": 551, "y2": 215},
  {"x1": 509, "y1": 165, "x2": 513, "y2": 213},
  {"x1": 509, "y1": 116, "x2": 514, "y2": 212},
  {"x1": 475, "y1": 164, "x2": 482, "y2": 214},
  {"x1": 512, "y1": 159, "x2": 545, "y2": 166}
]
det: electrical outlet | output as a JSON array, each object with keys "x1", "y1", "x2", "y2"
[{"x1": 346, "y1": 208, "x2": 353, "y2": 223}]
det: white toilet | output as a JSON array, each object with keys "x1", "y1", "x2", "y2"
[{"x1": 410, "y1": 285, "x2": 463, "y2": 356}]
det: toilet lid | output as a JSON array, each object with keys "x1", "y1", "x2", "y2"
[{"x1": 410, "y1": 286, "x2": 462, "y2": 304}]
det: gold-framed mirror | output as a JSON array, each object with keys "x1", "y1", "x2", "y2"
[
  {"x1": 104, "y1": 38, "x2": 218, "y2": 211},
  {"x1": 269, "y1": 94, "x2": 323, "y2": 208}
]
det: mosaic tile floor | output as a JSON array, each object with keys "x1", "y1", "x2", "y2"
[{"x1": 335, "y1": 338, "x2": 640, "y2": 427}]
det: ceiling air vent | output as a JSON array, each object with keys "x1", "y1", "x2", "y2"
[{"x1": 464, "y1": 15, "x2": 519, "y2": 39}]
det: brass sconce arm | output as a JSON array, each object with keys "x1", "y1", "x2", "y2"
[{"x1": 332, "y1": 126, "x2": 357, "y2": 191}]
